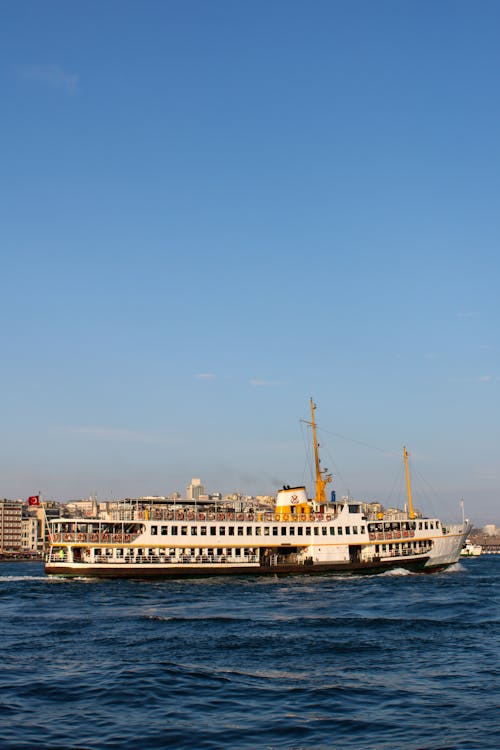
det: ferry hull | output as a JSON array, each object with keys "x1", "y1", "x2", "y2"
[{"x1": 45, "y1": 556, "x2": 431, "y2": 579}]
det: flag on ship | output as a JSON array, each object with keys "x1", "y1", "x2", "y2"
[{"x1": 27, "y1": 495, "x2": 40, "y2": 506}]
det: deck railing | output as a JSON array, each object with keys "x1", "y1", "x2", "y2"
[
  {"x1": 49, "y1": 531, "x2": 141, "y2": 544},
  {"x1": 47, "y1": 552, "x2": 260, "y2": 565},
  {"x1": 108, "y1": 510, "x2": 342, "y2": 523}
]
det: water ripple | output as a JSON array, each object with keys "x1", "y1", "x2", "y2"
[{"x1": 0, "y1": 559, "x2": 498, "y2": 749}]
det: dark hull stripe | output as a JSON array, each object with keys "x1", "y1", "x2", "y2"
[{"x1": 45, "y1": 556, "x2": 431, "y2": 579}]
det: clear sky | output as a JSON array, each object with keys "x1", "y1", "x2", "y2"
[{"x1": 1, "y1": 1, "x2": 499, "y2": 525}]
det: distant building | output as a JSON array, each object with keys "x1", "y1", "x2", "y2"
[
  {"x1": 0, "y1": 499, "x2": 23, "y2": 554},
  {"x1": 21, "y1": 516, "x2": 39, "y2": 554},
  {"x1": 64, "y1": 499, "x2": 96, "y2": 517},
  {"x1": 483, "y1": 524, "x2": 497, "y2": 536},
  {"x1": 186, "y1": 478, "x2": 205, "y2": 501}
]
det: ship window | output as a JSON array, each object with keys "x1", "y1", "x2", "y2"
[
  {"x1": 228, "y1": 527, "x2": 235, "y2": 536},
  {"x1": 264, "y1": 527, "x2": 270, "y2": 536},
  {"x1": 382, "y1": 545, "x2": 387, "y2": 552},
  {"x1": 161, "y1": 526, "x2": 168, "y2": 535},
  {"x1": 424, "y1": 522, "x2": 428, "y2": 530},
  {"x1": 337, "y1": 527, "x2": 343, "y2": 535},
  {"x1": 217, "y1": 548, "x2": 223, "y2": 555},
  {"x1": 306, "y1": 527, "x2": 311, "y2": 536},
  {"x1": 246, "y1": 527, "x2": 253, "y2": 535},
  {"x1": 207, "y1": 548, "x2": 213, "y2": 556},
  {"x1": 419, "y1": 522, "x2": 423, "y2": 530},
  {"x1": 375, "y1": 545, "x2": 379, "y2": 553},
  {"x1": 181, "y1": 526, "x2": 188, "y2": 536},
  {"x1": 360, "y1": 526, "x2": 365, "y2": 534},
  {"x1": 289, "y1": 527, "x2": 295, "y2": 536},
  {"x1": 353, "y1": 526, "x2": 358, "y2": 534},
  {"x1": 322, "y1": 527, "x2": 327, "y2": 536},
  {"x1": 430, "y1": 522, "x2": 434, "y2": 529},
  {"x1": 256, "y1": 527, "x2": 261, "y2": 535},
  {"x1": 191, "y1": 527, "x2": 197, "y2": 535},
  {"x1": 235, "y1": 548, "x2": 241, "y2": 556},
  {"x1": 171, "y1": 526, "x2": 178, "y2": 535},
  {"x1": 237, "y1": 527, "x2": 244, "y2": 536},
  {"x1": 272, "y1": 526, "x2": 278, "y2": 536},
  {"x1": 436, "y1": 521, "x2": 440, "y2": 528},
  {"x1": 281, "y1": 527, "x2": 287, "y2": 536},
  {"x1": 314, "y1": 527, "x2": 319, "y2": 536},
  {"x1": 210, "y1": 526, "x2": 216, "y2": 535},
  {"x1": 330, "y1": 527, "x2": 335, "y2": 535},
  {"x1": 151, "y1": 526, "x2": 157, "y2": 535},
  {"x1": 297, "y1": 527, "x2": 303, "y2": 536},
  {"x1": 219, "y1": 527, "x2": 226, "y2": 535},
  {"x1": 345, "y1": 527, "x2": 350, "y2": 535},
  {"x1": 200, "y1": 526, "x2": 207, "y2": 535}
]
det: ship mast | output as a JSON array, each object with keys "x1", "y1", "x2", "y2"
[
  {"x1": 310, "y1": 398, "x2": 332, "y2": 505},
  {"x1": 403, "y1": 446, "x2": 415, "y2": 519}
]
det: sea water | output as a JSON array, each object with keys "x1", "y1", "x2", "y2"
[{"x1": 0, "y1": 557, "x2": 498, "y2": 750}]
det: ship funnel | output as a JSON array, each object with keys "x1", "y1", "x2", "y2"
[{"x1": 275, "y1": 486, "x2": 310, "y2": 516}]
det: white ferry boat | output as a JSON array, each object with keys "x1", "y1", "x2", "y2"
[
  {"x1": 44, "y1": 401, "x2": 470, "y2": 578},
  {"x1": 460, "y1": 539, "x2": 482, "y2": 557}
]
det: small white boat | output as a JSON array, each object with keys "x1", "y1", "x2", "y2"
[{"x1": 460, "y1": 539, "x2": 482, "y2": 557}]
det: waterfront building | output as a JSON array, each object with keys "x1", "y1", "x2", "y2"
[
  {"x1": 21, "y1": 516, "x2": 39, "y2": 554},
  {"x1": 0, "y1": 499, "x2": 23, "y2": 554}
]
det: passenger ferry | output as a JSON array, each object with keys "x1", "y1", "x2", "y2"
[
  {"x1": 460, "y1": 539, "x2": 483, "y2": 557},
  {"x1": 44, "y1": 401, "x2": 470, "y2": 578}
]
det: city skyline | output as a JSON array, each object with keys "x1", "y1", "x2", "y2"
[{"x1": 1, "y1": 2, "x2": 499, "y2": 526}]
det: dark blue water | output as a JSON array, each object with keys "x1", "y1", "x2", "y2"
[{"x1": 0, "y1": 558, "x2": 498, "y2": 750}]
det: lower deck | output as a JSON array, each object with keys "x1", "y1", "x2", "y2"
[
  {"x1": 46, "y1": 537, "x2": 432, "y2": 565},
  {"x1": 45, "y1": 536, "x2": 434, "y2": 578}
]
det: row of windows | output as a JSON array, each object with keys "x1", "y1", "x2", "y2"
[
  {"x1": 94, "y1": 547, "x2": 255, "y2": 558},
  {"x1": 375, "y1": 541, "x2": 430, "y2": 552},
  {"x1": 368, "y1": 520, "x2": 439, "y2": 532},
  {"x1": 149, "y1": 524, "x2": 366, "y2": 537}
]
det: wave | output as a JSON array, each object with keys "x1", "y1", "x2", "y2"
[
  {"x1": 379, "y1": 566, "x2": 414, "y2": 576},
  {"x1": 443, "y1": 562, "x2": 465, "y2": 573},
  {"x1": 144, "y1": 614, "x2": 248, "y2": 623},
  {"x1": 0, "y1": 575, "x2": 66, "y2": 583}
]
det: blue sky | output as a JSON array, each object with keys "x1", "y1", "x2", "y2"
[{"x1": 1, "y1": 1, "x2": 499, "y2": 524}]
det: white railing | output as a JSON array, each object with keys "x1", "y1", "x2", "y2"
[{"x1": 91, "y1": 554, "x2": 260, "y2": 565}]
